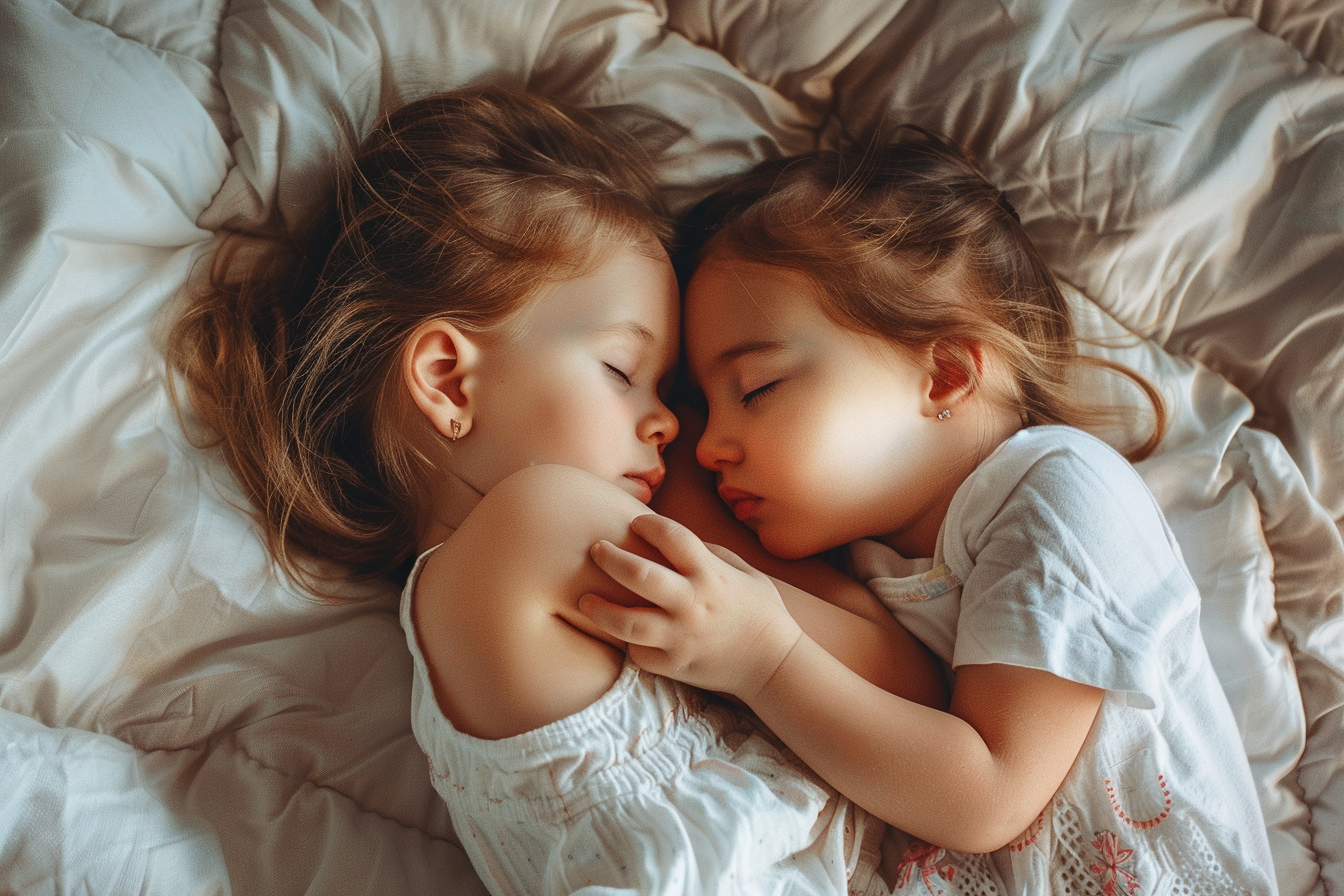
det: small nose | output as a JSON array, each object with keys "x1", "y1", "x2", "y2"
[
  {"x1": 695, "y1": 414, "x2": 740, "y2": 471},
  {"x1": 642, "y1": 399, "x2": 679, "y2": 448}
]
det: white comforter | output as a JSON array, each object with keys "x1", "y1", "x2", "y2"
[{"x1": 1, "y1": 0, "x2": 1342, "y2": 893}]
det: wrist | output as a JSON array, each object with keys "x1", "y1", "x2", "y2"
[{"x1": 736, "y1": 614, "x2": 804, "y2": 703}]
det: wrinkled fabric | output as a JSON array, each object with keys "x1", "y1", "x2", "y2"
[
  {"x1": 402, "y1": 550, "x2": 885, "y2": 895},
  {"x1": 854, "y1": 428, "x2": 1276, "y2": 894},
  {"x1": 2, "y1": 0, "x2": 1343, "y2": 893}
]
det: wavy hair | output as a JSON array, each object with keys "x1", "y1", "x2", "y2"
[
  {"x1": 168, "y1": 87, "x2": 671, "y2": 593},
  {"x1": 678, "y1": 127, "x2": 1166, "y2": 461}
]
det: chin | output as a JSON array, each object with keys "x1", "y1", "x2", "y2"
[{"x1": 756, "y1": 528, "x2": 820, "y2": 561}]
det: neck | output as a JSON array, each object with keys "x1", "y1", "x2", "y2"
[
  {"x1": 419, "y1": 466, "x2": 485, "y2": 551},
  {"x1": 879, "y1": 397, "x2": 1023, "y2": 560}
]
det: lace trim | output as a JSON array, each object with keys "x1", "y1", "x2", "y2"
[
  {"x1": 890, "y1": 841, "x2": 1002, "y2": 894},
  {"x1": 889, "y1": 797, "x2": 1269, "y2": 896}
]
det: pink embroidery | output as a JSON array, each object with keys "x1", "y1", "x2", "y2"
[
  {"x1": 1105, "y1": 773, "x2": 1171, "y2": 829},
  {"x1": 1089, "y1": 830, "x2": 1140, "y2": 895},
  {"x1": 895, "y1": 842, "x2": 957, "y2": 892},
  {"x1": 1008, "y1": 809, "x2": 1045, "y2": 852}
]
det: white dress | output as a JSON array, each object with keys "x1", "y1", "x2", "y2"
[
  {"x1": 401, "y1": 550, "x2": 887, "y2": 896},
  {"x1": 849, "y1": 426, "x2": 1277, "y2": 895}
]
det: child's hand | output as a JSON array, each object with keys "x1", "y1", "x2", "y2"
[{"x1": 578, "y1": 513, "x2": 804, "y2": 702}]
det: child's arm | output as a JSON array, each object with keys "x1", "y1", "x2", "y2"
[
  {"x1": 580, "y1": 513, "x2": 1103, "y2": 853},
  {"x1": 413, "y1": 464, "x2": 941, "y2": 745},
  {"x1": 755, "y1": 636, "x2": 1104, "y2": 852},
  {"x1": 411, "y1": 465, "x2": 652, "y2": 740}
]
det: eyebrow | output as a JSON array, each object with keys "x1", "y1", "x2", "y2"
[
  {"x1": 712, "y1": 339, "x2": 788, "y2": 368},
  {"x1": 596, "y1": 321, "x2": 657, "y2": 343}
]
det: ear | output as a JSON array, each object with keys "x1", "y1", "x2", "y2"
[
  {"x1": 921, "y1": 340, "x2": 982, "y2": 417},
  {"x1": 403, "y1": 320, "x2": 480, "y2": 441}
]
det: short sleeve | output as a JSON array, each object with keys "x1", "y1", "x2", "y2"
[{"x1": 941, "y1": 428, "x2": 1201, "y2": 710}]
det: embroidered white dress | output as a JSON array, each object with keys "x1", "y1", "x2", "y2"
[
  {"x1": 401, "y1": 550, "x2": 887, "y2": 896},
  {"x1": 850, "y1": 426, "x2": 1277, "y2": 895}
]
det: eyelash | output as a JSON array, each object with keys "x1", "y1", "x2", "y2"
[
  {"x1": 742, "y1": 381, "x2": 778, "y2": 407},
  {"x1": 605, "y1": 363, "x2": 632, "y2": 386}
]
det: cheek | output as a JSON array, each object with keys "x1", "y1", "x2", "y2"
[
  {"x1": 536, "y1": 400, "x2": 604, "y2": 458},
  {"x1": 536, "y1": 384, "x2": 633, "y2": 461},
  {"x1": 493, "y1": 383, "x2": 582, "y2": 457},
  {"x1": 738, "y1": 423, "x2": 801, "y2": 479},
  {"x1": 783, "y1": 416, "x2": 889, "y2": 512},
  {"x1": 736, "y1": 401, "x2": 843, "y2": 488},
  {"x1": 747, "y1": 433, "x2": 841, "y2": 523}
]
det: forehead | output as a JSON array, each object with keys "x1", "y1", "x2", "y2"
[
  {"x1": 514, "y1": 238, "x2": 680, "y2": 343},
  {"x1": 684, "y1": 255, "x2": 827, "y2": 351}
]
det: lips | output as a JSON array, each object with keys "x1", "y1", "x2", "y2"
[
  {"x1": 717, "y1": 484, "x2": 764, "y2": 522},
  {"x1": 626, "y1": 467, "x2": 665, "y2": 503}
]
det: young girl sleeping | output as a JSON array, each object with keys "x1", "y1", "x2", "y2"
[
  {"x1": 579, "y1": 128, "x2": 1280, "y2": 892},
  {"x1": 167, "y1": 86, "x2": 946, "y2": 894}
]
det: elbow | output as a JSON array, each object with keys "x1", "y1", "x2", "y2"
[
  {"x1": 939, "y1": 827, "x2": 1019, "y2": 856},
  {"x1": 916, "y1": 808, "x2": 1038, "y2": 855},
  {"x1": 885, "y1": 786, "x2": 1041, "y2": 855}
]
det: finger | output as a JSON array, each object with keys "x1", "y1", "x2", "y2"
[
  {"x1": 589, "y1": 539, "x2": 692, "y2": 611},
  {"x1": 703, "y1": 542, "x2": 756, "y2": 574},
  {"x1": 625, "y1": 643, "x2": 694, "y2": 682},
  {"x1": 627, "y1": 513, "x2": 712, "y2": 575},
  {"x1": 576, "y1": 593, "x2": 674, "y2": 648}
]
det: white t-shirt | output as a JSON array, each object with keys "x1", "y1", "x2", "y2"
[
  {"x1": 401, "y1": 549, "x2": 887, "y2": 896},
  {"x1": 849, "y1": 426, "x2": 1277, "y2": 895}
]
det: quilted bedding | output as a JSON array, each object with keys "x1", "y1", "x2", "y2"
[{"x1": 1, "y1": 0, "x2": 1342, "y2": 892}]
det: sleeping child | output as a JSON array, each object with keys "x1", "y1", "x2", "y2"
[{"x1": 580, "y1": 126, "x2": 1279, "y2": 894}]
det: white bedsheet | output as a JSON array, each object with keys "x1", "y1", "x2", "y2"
[{"x1": 1, "y1": 0, "x2": 1341, "y2": 893}]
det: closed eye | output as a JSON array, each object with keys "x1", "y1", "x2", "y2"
[
  {"x1": 605, "y1": 363, "x2": 633, "y2": 386},
  {"x1": 742, "y1": 381, "x2": 778, "y2": 407}
]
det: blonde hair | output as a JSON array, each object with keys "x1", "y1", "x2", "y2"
[
  {"x1": 680, "y1": 126, "x2": 1166, "y2": 461},
  {"x1": 168, "y1": 87, "x2": 671, "y2": 592}
]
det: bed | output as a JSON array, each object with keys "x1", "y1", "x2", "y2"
[{"x1": 1, "y1": 0, "x2": 1342, "y2": 892}]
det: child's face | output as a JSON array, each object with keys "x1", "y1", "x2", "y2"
[
  {"x1": 461, "y1": 239, "x2": 680, "y2": 504},
  {"x1": 684, "y1": 254, "x2": 965, "y2": 559}
]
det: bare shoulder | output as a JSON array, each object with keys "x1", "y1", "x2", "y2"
[
  {"x1": 412, "y1": 465, "x2": 654, "y2": 740},
  {"x1": 468, "y1": 463, "x2": 650, "y2": 543}
]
